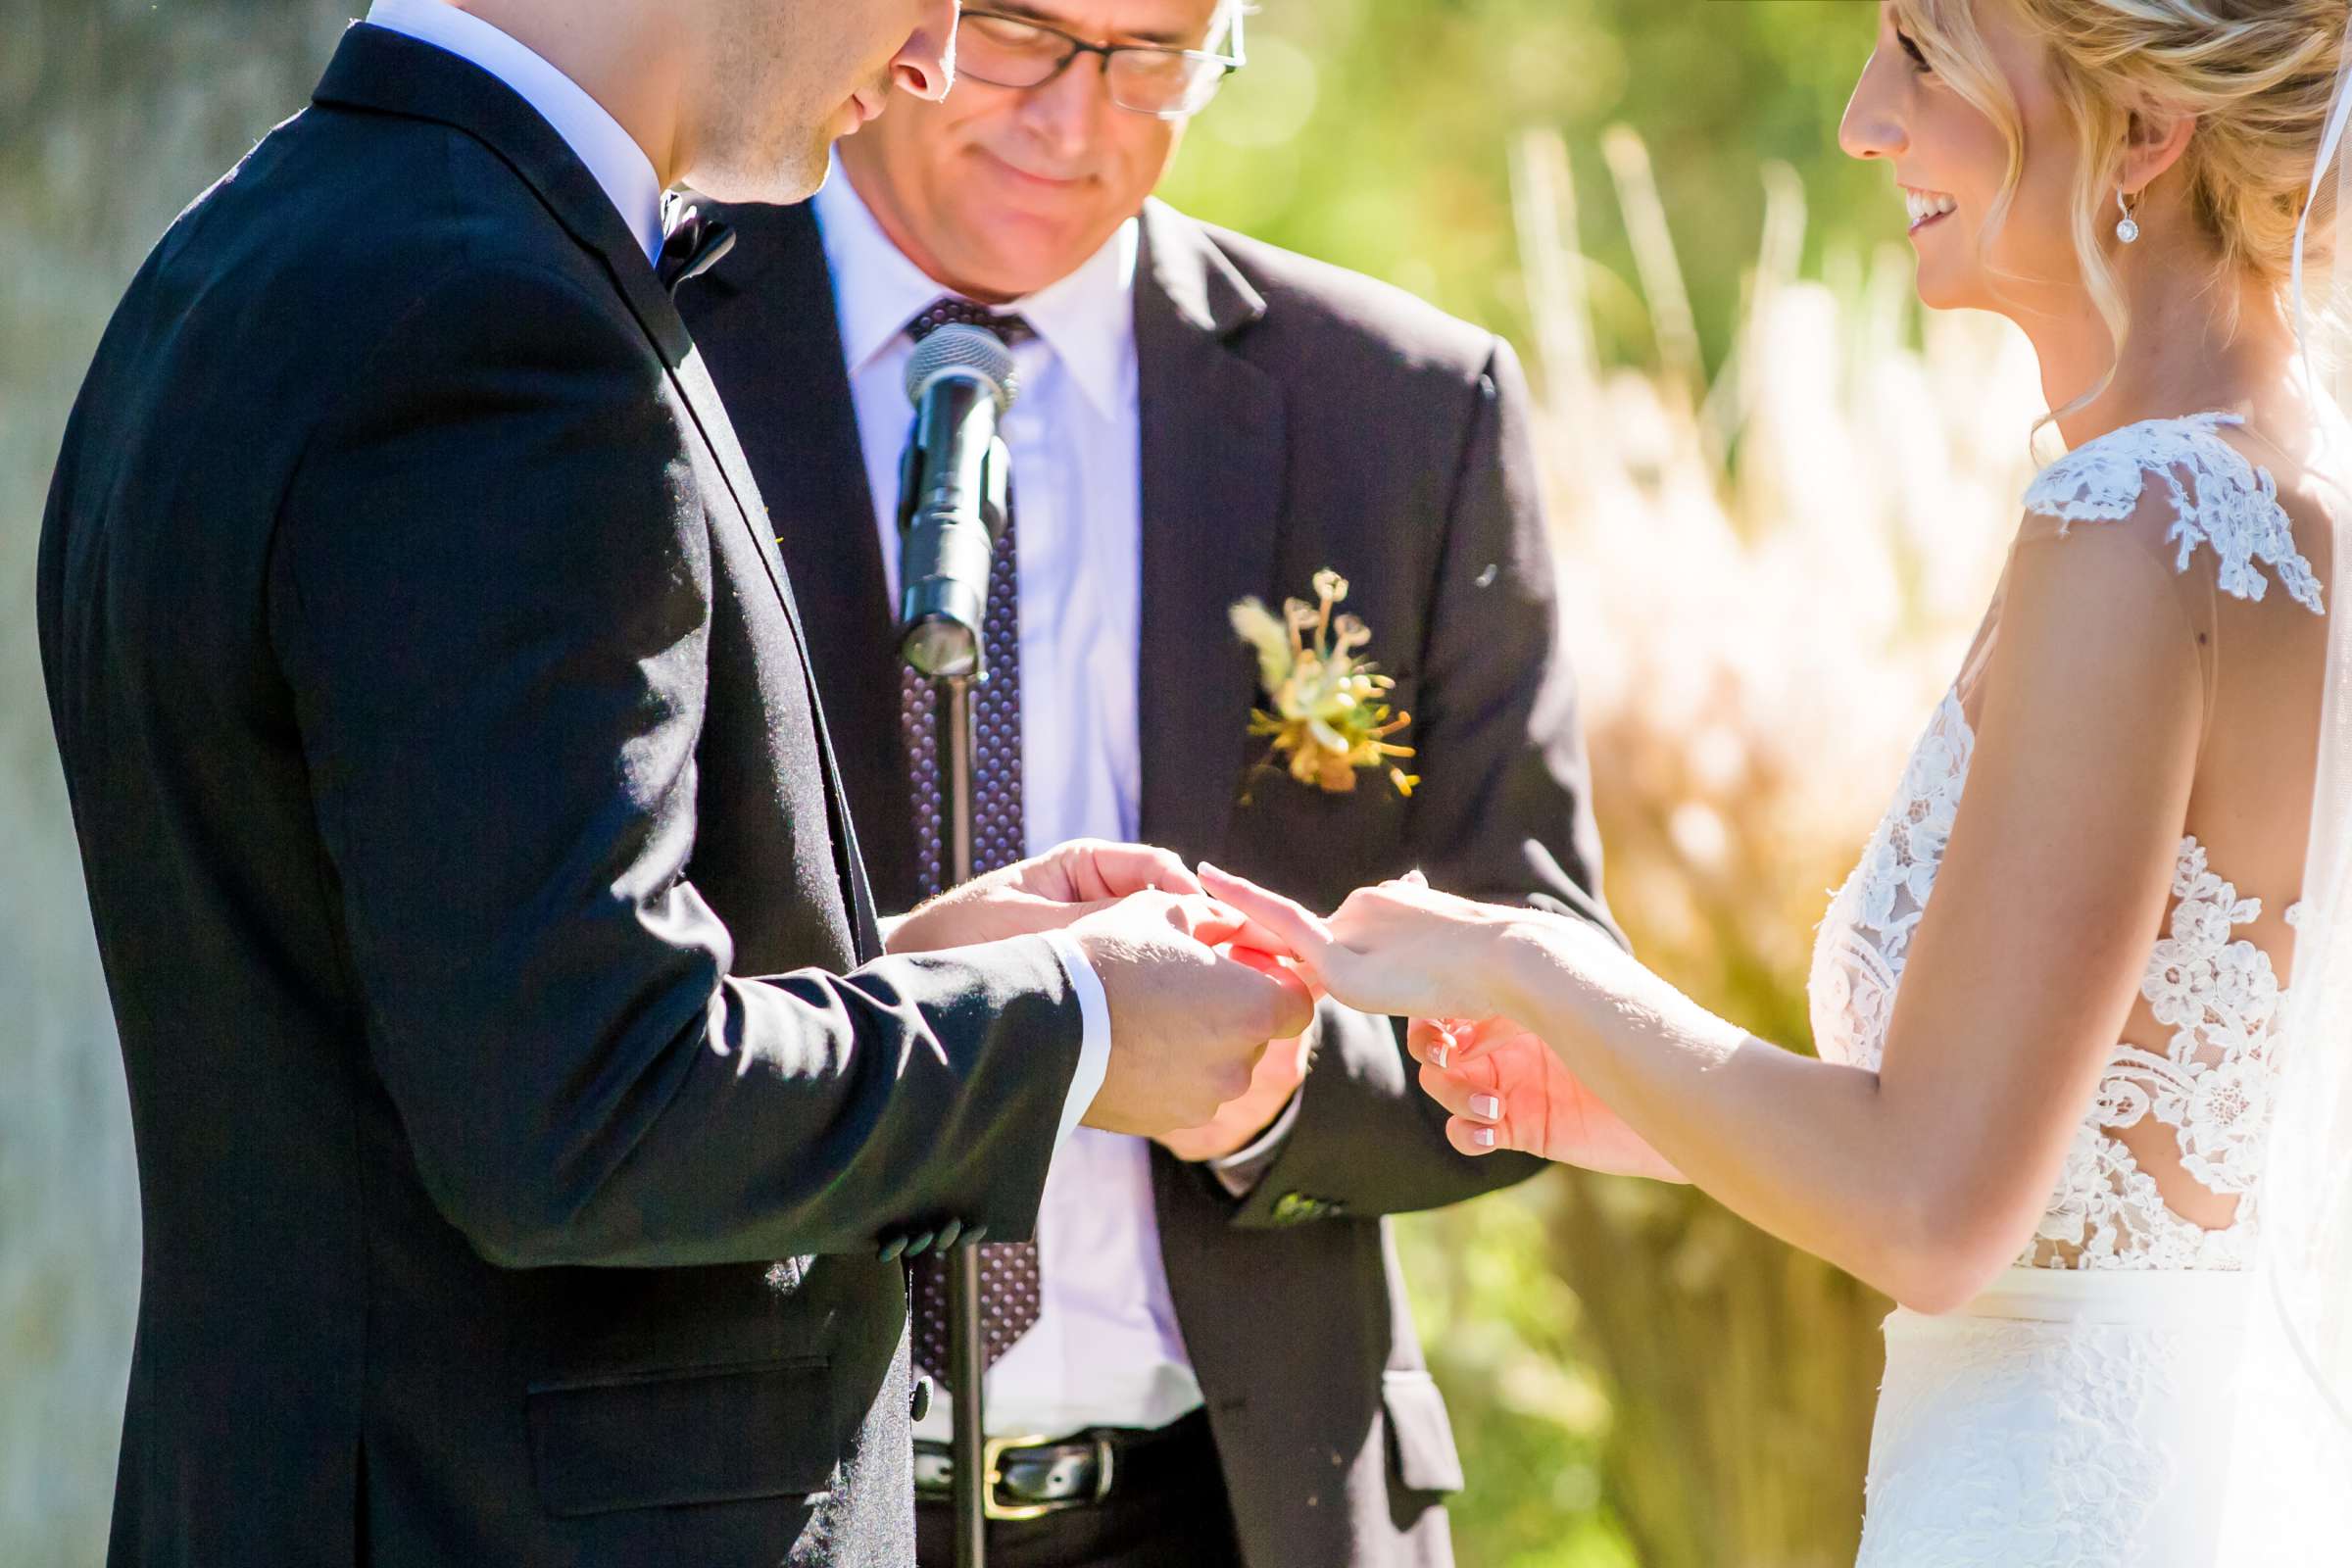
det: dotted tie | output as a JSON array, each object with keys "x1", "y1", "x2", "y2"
[{"x1": 902, "y1": 298, "x2": 1042, "y2": 1390}]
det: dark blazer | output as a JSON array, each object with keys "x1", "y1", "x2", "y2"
[
  {"x1": 676, "y1": 196, "x2": 1617, "y2": 1568},
  {"x1": 38, "y1": 26, "x2": 1092, "y2": 1567}
]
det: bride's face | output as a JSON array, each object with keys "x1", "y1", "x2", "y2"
[{"x1": 1840, "y1": 1, "x2": 2087, "y2": 318}]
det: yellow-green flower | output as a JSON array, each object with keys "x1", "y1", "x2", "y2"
[{"x1": 1230, "y1": 571, "x2": 1417, "y2": 798}]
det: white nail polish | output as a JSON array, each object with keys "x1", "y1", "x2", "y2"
[
  {"x1": 1471, "y1": 1094, "x2": 1500, "y2": 1120},
  {"x1": 1432, "y1": 1043, "x2": 1450, "y2": 1069},
  {"x1": 1473, "y1": 1127, "x2": 1496, "y2": 1148}
]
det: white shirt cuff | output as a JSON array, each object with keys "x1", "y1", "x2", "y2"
[
  {"x1": 1041, "y1": 929, "x2": 1111, "y2": 1152},
  {"x1": 1208, "y1": 1089, "x2": 1301, "y2": 1174}
]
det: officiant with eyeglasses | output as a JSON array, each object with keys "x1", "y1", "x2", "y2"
[{"x1": 674, "y1": 2, "x2": 1617, "y2": 1562}]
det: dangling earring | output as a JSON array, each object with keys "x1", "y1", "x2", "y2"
[{"x1": 2115, "y1": 187, "x2": 2141, "y2": 245}]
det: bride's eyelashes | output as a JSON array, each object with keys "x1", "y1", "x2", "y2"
[{"x1": 1895, "y1": 28, "x2": 1933, "y2": 74}]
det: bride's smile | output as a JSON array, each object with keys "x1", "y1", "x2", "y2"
[{"x1": 1900, "y1": 184, "x2": 1957, "y2": 234}]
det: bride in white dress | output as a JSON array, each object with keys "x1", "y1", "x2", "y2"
[{"x1": 1201, "y1": 1, "x2": 2352, "y2": 1561}]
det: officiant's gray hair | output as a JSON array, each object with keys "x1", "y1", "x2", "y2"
[{"x1": 1895, "y1": 0, "x2": 2345, "y2": 390}]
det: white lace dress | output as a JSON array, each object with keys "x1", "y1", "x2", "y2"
[{"x1": 1807, "y1": 415, "x2": 2326, "y2": 1566}]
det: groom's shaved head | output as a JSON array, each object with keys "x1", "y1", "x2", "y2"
[{"x1": 838, "y1": 0, "x2": 1235, "y2": 304}]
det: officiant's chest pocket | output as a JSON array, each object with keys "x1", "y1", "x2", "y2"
[{"x1": 527, "y1": 1356, "x2": 835, "y2": 1516}]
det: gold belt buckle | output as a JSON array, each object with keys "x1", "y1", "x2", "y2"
[{"x1": 981, "y1": 1432, "x2": 1117, "y2": 1521}]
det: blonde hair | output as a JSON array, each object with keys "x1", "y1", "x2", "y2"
[{"x1": 1891, "y1": 0, "x2": 2346, "y2": 416}]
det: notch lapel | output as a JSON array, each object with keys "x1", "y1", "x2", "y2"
[
  {"x1": 313, "y1": 26, "x2": 803, "y2": 647},
  {"x1": 677, "y1": 203, "x2": 919, "y2": 913},
  {"x1": 312, "y1": 24, "x2": 880, "y2": 952},
  {"x1": 1135, "y1": 202, "x2": 1285, "y2": 864}
]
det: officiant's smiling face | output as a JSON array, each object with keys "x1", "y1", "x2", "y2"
[
  {"x1": 1839, "y1": 0, "x2": 2095, "y2": 317},
  {"x1": 835, "y1": 0, "x2": 1233, "y2": 302}
]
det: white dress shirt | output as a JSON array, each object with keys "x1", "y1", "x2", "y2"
[
  {"x1": 363, "y1": 0, "x2": 666, "y2": 265},
  {"x1": 351, "y1": 6, "x2": 1113, "y2": 1183},
  {"x1": 814, "y1": 161, "x2": 1209, "y2": 1442}
]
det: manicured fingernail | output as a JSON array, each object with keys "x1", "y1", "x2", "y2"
[
  {"x1": 1470, "y1": 1094, "x2": 1500, "y2": 1120},
  {"x1": 1472, "y1": 1127, "x2": 1496, "y2": 1148},
  {"x1": 1432, "y1": 1041, "x2": 1451, "y2": 1068}
]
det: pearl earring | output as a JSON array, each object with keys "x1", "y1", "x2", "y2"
[{"x1": 2115, "y1": 187, "x2": 2140, "y2": 245}]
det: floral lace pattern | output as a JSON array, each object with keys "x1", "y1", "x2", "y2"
[
  {"x1": 1809, "y1": 701, "x2": 2287, "y2": 1271},
  {"x1": 1809, "y1": 689, "x2": 1972, "y2": 1077},
  {"x1": 1808, "y1": 414, "x2": 2314, "y2": 1272},
  {"x1": 2025, "y1": 840, "x2": 2288, "y2": 1272},
  {"x1": 1855, "y1": 1295, "x2": 2247, "y2": 1567},
  {"x1": 2020, "y1": 411, "x2": 2323, "y2": 614}
]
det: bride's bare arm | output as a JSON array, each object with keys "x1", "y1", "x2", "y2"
[{"x1": 1210, "y1": 508, "x2": 2207, "y2": 1312}]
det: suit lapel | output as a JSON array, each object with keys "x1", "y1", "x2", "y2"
[
  {"x1": 1135, "y1": 202, "x2": 1284, "y2": 863},
  {"x1": 313, "y1": 26, "x2": 805, "y2": 649},
  {"x1": 679, "y1": 203, "x2": 918, "y2": 913},
  {"x1": 313, "y1": 25, "x2": 881, "y2": 954}
]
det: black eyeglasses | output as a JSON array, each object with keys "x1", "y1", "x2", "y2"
[{"x1": 953, "y1": 7, "x2": 1247, "y2": 120}]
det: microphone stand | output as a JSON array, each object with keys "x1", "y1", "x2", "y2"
[
  {"x1": 939, "y1": 669, "x2": 990, "y2": 1568},
  {"x1": 894, "y1": 324, "x2": 1015, "y2": 1560},
  {"x1": 896, "y1": 378, "x2": 1012, "y2": 1568}
]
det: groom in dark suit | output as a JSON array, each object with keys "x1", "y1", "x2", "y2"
[
  {"x1": 674, "y1": 1, "x2": 1617, "y2": 1562},
  {"x1": 36, "y1": 2, "x2": 1314, "y2": 1564}
]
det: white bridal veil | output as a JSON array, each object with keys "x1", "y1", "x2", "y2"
[{"x1": 2218, "y1": 10, "x2": 2352, "y2": 1554}]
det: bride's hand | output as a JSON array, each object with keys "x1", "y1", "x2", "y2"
[
  {"x1": 1197, "y1": 863, "x2": 1540, "y2": 1021},
  {"x1": 1407, "y1": 1017, "x2": 1686, "y2": 1182}
]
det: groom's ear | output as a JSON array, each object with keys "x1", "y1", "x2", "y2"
[{"x1": 2119, "y1": 105, "x2": 2196, "y2": 199}]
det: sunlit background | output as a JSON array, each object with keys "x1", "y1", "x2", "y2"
[{"x1": 1, "y1": 2, "x2": 2047, "y2": 1562}]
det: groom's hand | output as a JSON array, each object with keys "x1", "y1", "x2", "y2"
[
  {"x1": 1070, "y1": 895, "x2": 1316, "y2": 1137},
  {"x1": 885, "y1": 839, "x2": 1200, "y2": 955},
  {"x1": 1154, "y1": 1001, "x2": 1316, "y2": 1162}
]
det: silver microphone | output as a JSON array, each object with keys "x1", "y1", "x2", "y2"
[{"x1": 896, "y1": 324, "x2": 1019, "y2": 679}]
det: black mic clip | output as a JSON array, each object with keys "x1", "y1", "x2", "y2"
[
  {"x1": 896, "y1": 428, "x2": 1009, "y2": 680},
  {"x1": 895, "y1": 324, "x2": 1020, "y2": 681}
]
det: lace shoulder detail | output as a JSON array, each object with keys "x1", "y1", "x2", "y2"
[{"x1": 2021, "y1": 411, "x2": 2325, "y2": 614}]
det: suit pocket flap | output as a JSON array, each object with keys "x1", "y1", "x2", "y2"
[
  {"x1": 1382, "y1": 1369, "x2": 1465, "y2": 1494},
  {"x1": 528, "y1": 1357, "x2": 835, "y2": 1517}
]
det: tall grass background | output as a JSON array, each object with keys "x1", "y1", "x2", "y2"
[{"x1": 3, "y1": 3, "x2": 2040, "y2": 1561}]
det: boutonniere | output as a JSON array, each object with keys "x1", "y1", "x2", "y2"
[{"x1": 1229, "y1": 569, "x2": 1418, "y2": 799}]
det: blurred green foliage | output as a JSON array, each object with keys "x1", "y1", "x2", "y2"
[
  {"x1": 2, "y1": 3, "x2": 1924, "y2": 1563},
  {"x1": 1164, "y1": 0, "x2": 1908, "y2": 375}
]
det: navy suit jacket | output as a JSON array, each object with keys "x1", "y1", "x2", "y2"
[{"x1": 40, "y1": 25, "x2": 1087, "y2": 1565}]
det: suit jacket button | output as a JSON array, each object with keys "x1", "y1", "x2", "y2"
[
  {"x1": 879, "y1": 1233, "x2": 910, "y2": 1262},
  {"x1": 911, "y1": 1375, "x2": 935, "y2": 1424}
]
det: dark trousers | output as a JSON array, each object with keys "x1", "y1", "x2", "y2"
[{"x1": 914, "y1": 1412, "x2": 1243, "y2": 1568}]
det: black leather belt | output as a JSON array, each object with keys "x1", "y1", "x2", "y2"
[{"x1": 913, "y1": 1411, "x2": 1209, "y2": 1521}]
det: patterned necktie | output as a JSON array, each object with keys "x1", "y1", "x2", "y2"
[{"x1": 902, "y1": 298, "x2": 1043, "y2": 1390}]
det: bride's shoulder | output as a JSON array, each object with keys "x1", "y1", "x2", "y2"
[{"x1": 2019, "y1": 412, "x2": 2326, "y2": 615}]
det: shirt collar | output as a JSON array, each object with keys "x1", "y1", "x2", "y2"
[
  {"x1": 363, "y1": 0, "x2": 666, "y2": 266},
  {"x1": 811, "y1": 151, "x2": 1138, "y2": 420}
]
